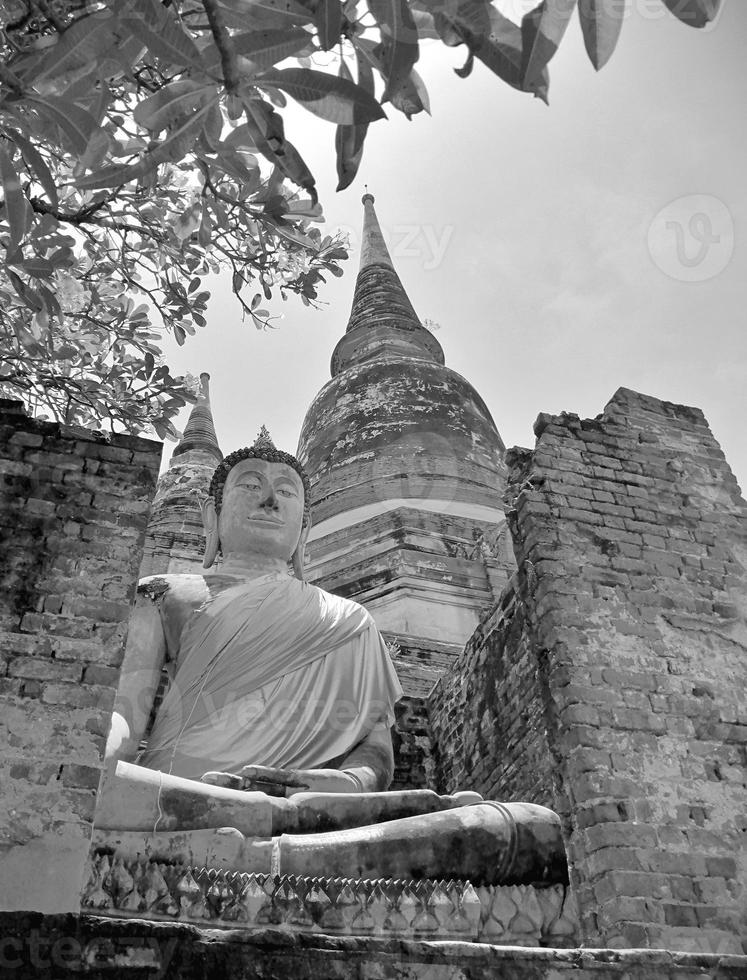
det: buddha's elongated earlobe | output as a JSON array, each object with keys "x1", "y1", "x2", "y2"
[
  {"x1": 291, "y1": 519, "x2": 311, "y2": 581},
  {"x1": 200, "y1": 496, "x2": 220, "y2": 569}
]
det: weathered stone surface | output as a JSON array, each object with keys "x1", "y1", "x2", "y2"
[
  {"x1": 431, "y1": 388, "x2": 747, "y2": 954},
  {"x1": 139, "y1": 374, "x2": 221, "y2": 578},
  {"x1": 298, "y1": 356, "x2": 506, "y2": 527},
  {"x1": 0, "y1": 400, "x2": 161, "y2": 912},
  {"x1": 429, "y1": 579, "x2": 556, "y2": 806},
  {"x1": 0, "y1": 911, "x2": 744, "y2": 980},
  {"x1": 82, "y1": 854, "x2": 576, "y2": 946}
]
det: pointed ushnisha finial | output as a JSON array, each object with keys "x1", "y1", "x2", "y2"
[{"x1": 253, "y1": 426, "x2": 276, "y2": 451}]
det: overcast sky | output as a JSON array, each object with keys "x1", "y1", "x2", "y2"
[{"x1": 160, "y1": 0, "x2": 746, "y2": 494}]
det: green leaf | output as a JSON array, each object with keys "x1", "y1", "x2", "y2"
[
  {"x1": 410, "y1": 9, "x2": 441, "y2": 40},
  {"x1": 38, "y1": 284, "x2": 62, "y2": 322},
  {"x1": 315, "y1": 0, "x2": 342, "y2": 51},
  {"x1": 223, "y1": 124, "x2": 260, "y2": 152},
  {"x1": 335, "y1": 57, "x2": 370, "y2": 191},
  {"x1": 133, "y1": 80, "x2": 216, "y2": 133},
  {"x1": 120, "y1": 0, "x2": 205, "y2": 70},
  {"x1": 368, "y1": 0, "x2": 420, "y2": 101},
  {"x1": 335, "y1": 116, "x2": 367, "y2": 190},
  {"x1": 433, "y1": 12, "x2": 465, "y2": 47},
  {"x1": 391, "y1": 67, "x2": 430, "y2": 118},
  {"x1": 171, "y1": 201, "x2": 202, "y2": 242},
  {"x1": 28, "y1": 96, "x2": 99, "y2": 155},
  {"x1": 20, "y1": 257, "x2": 55, "y2": 278},
  {"x1": 578, "y1": 0, "x2": 625, "y2": 70},
  {"x1": 202, "y1": 102, "x2": 224, "y2": 151},
  {"x1": 221, "y1": 0, "x2": 314, "y2": 28},
  {"x1": 76, "y1": 101, "x2": 214, "y2": 189},
  {"x1": 521, "y1": 0, "x2": 578, "y2": 97},
  {"x1": 454, "y1": 50, "x2": 474, "y2": 78},
  {"x1": 440, "y1": 5, "x2": 525, "y2": 92},
  {"x1": 77, "y1": 128, "x2": 113, "y2": 175},
  {"x1": 30, "y1": 306, "x2": 50, "y2": 340},
  {"x1": 660, "y1": 0, "x2": 721, "y2": 28},
  {"x1": 197, "y1": 203, "x2": 213, "y2": 247},
  {"x1": 231, "y1": 27, "x2": 314, "y2": 69},
  {"x1": 256, "y1": 68, "x2": 386, "y2": 124},
  {"x1": 9, "y1": 129, "x2": 59, "y2": 209},
  {"x1": 273, "y1": 137, "x2": 317, "y2": 197},
  {"x1": 211, "y1": 147, "x2": 260, "y2": 184},
  {"x1": 32, "y1": 11, "x2": 118, "y2": 85},
  {"x1": 0, "y1": 147, "x2": 30, "y2": 252},
  {"x1": 7, "y1": 269, "x2": 42, "y2": 310},
  {"x1": 74, "y1": 158, "x2": 154, "y2": 191}
]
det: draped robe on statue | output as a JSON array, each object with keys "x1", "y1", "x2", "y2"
[{"x1": 138, "y1": 573, "x2": 403, "y2": 780}]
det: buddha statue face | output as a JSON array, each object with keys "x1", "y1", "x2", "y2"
[
  {"x1": 201, "y1": 456, "x2": 310, "y2": 575},
  {"x1": 219, "y1": 458, "x2": 305, "y2": 561}
]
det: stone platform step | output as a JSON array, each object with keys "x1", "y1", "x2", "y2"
[{"x1": 1, "y1": 912, "x2": 746, "y2": 980}]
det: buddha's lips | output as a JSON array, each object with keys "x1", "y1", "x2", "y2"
[{"x1": 247, "y1": 515, "x2": 284, "y2": 525}]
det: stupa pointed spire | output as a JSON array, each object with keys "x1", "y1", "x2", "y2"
[
  {"x1": 171, "y1": 372, "x2": 223, "y2": 464},
  {"x1": 358, "y1": 192, "x2": 395, "y2": 272},
  {"x1": 331, "y1": 194, "x2": 445, "y2": 376}
]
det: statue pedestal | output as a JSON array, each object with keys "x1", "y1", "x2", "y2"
[{"x1": 82, "y1": 849, "x2": 579, "y2": 946}]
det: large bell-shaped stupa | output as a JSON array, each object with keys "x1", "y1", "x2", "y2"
[{"x1": 298, "y1": 195, "x2": 513, "y2": 651}]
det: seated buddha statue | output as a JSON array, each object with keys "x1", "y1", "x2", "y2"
[{"x1": 95, "y1": 430, "x2": 566, "y2": 887}]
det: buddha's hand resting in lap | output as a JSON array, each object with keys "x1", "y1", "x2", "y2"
[
  {"x1": 201, "y1": 764, "x2": 370, "y2": 796},
  {"x1": 202, "y1": 765, "x2": 309, "y2": 796}
]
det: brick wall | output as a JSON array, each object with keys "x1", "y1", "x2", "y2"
[
  {"x1": 0, "y1": 400, "x2": 161, "y2": 913},
  {"x1": 499, "y1": 388, "x2": 747, "y2": 953},
  {"x1": 391, "y1": 696, "x2": 436, "y2": 791},
  {"x1": 429, "y1": 582, "x2": 556, "y2": 805}
]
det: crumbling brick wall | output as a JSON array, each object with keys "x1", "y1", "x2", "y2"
[
  {"x1": 512, "y1": 388, "x2": 746, "y2": 952},
  {"x1": 429, "y1": 583, "x2": 556, "y2": 804},
  {"x1": 430, "y1": 388, "x2": 747, "y2": 954},
  {"x1": 391, "y1": 696, "x2": 435, "y2": 791},
  {"x1": 0, "y1": 399, "x2": 161, "y2": 913}
]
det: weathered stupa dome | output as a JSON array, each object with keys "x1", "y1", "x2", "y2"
[
  {"x1": 139, "y1": 373, "x2": 222, "y2": 575},
  {"x1": 298, "y1": 194, "x2": 506, "y2": 529}
]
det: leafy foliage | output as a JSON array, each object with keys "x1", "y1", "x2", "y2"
[{"x1": 0, "y1": 0, "x2": 723, "y2": 435}]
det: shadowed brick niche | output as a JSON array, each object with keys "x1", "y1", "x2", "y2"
[
  {"x1": 0, "y1": 399, "x2": 161, "y2": 914},
  {"x1": 430, "y1": 388, "x2": 747, "y2": 955}
]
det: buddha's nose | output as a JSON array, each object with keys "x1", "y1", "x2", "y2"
[{"x1": 260, "y1": 488, "x2": 279, "y2": 510}]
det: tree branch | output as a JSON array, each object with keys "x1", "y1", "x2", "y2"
[
  {"x1": 0, "y1": 61, "x2": 25, "y2": 96},
  {"x1": 29, "y1": 194, "x2": 118, "y2": 225},
  {"x1": 201, "y1": 0, "x2": 240, "y2": 94}
]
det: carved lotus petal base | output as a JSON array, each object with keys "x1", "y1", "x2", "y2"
[{"x1": 82, "y1": 849, "x2": 579, "y2": 945}]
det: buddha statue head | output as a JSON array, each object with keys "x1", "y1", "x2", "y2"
[{"x1": 200, "y1": 427, "x2": 312, "y2": 578}]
